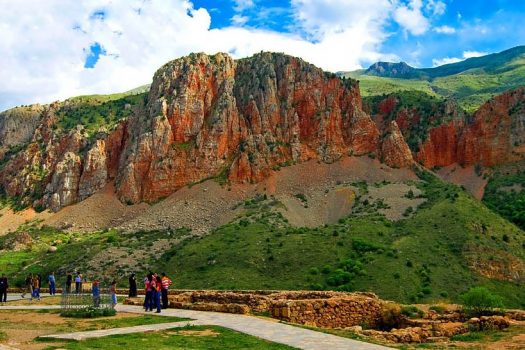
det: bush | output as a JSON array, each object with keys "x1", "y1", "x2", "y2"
[
  {"x1": 380, "y1": 303, "x2": 403, "y2": 330},
  {"x1": 401, "y1": 305, "x2": 424, "y2": 318},
  {"x1": 429, "y1": 304, "x2": 447, "y2": 314},
  {"x1": 60, "y1": 306, "x2": 116, "y2": 318},
  {"x1": 461, "y1": 287, "x2": 504, "y2": 317}
]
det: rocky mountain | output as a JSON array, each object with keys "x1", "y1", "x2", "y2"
[
  {"x1": 0, "y1": 51, "x2": 524, "y2": 214},
  {"x1": 366, "y1": 89, "x2": 525, "y2": 169},
  {"x1": 365, "y1": 61, "x2": 424, "y2": 79},
  {"x1": 345, "y1": 46, "x2": 525, "y2": 112},
  {"x1": 0, "y1": 52, "x2": 406, "y2": 211}
]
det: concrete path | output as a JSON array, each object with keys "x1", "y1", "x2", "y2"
[
  {"x1": 2, "y1": 305, "x2": 392, "y2": 350},
  {"x1": 42, "y1": 321, "x2": 198, "y2": 341}
]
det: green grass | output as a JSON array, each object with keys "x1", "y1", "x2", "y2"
[
  {"x1": 155, "y1": 171, "x2": 525, "y2": 307},
  {"x1": 345, "y1": 47, "x2": 525, "y2": 112},
  {"x1": 40, "y1": 325, "x2": 296, "y2": 350},
  {"x1": 87, "y1": 315, "x2": 191, "y2": 329},
  {"x1": 1, "y1": 172, "x2": 524, "y2": 308},
  {"x1": 483, "y1": 170, "x2": 525, "y2": 230},
  {"x1": 56, "y1": 92, "x2": 146, "y2": 136}
]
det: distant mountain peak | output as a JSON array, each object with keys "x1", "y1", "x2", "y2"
[{"x1": 365, "y1": 61, "x2": 423, "y2": 79}]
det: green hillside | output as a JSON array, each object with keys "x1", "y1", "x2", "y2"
[
  {"x1": 2, "y1": 170, "x2": 523, "y2": 308},
  {"x1": 344, "y1": 46, "x2": 525, "y2": 112}
]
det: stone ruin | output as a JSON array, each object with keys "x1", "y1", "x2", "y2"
[{"x1": 124, "y1": 289, "x2": 524, "y2": 345}]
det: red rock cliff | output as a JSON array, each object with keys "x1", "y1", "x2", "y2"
[{"x1": 0, "y1": 52, "x2": 386, "y2": 209}]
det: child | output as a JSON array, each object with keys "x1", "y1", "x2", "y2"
[
  {"x1": 110, "y1": 280, "x2": 117, "y2": 309},
  {"x1": 92, "y1": 279, "x2": 100, "y2": 307}
]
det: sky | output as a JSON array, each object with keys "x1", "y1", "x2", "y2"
[{"x1": 1, "y1": 0, "x2": 524, "y2": 111}]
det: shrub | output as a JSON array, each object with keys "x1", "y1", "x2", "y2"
[
  {"x1": 308, "y1": 267, "x2": 319, "y2": 275},
  {"x1": 61, "y1": 306, "x2": 116, "y2": 318},
  {"x1": 401, "y1": 305, "x2": 424, "y2": 319},
  {"x1": 380, "y1": 303, "x2": 403, "y2": 330},
  {"x1": 429, "y1": 304, "x2": 446, "y2": 314},
  {"x1": 461, "y1": 287, "x2": 504, "y2": 317}
]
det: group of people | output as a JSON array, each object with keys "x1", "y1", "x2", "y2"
[
  {"x1": 20, "y1": 272, "x2": 57, "y2": 300},
  {"x1": 0, "y1": 271, "x2": 173, "y2": 311},
  {"x1": 132, "y1": 272, "x2": 172, "y2": 313}
]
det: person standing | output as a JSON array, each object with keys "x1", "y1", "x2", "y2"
[
  {"x1": 48, "y1": 272, "x2": 56, "y2": 296},
  {"x1": 128, "y1": 273, "x2": 137, "y2": 297},
  {"x1": 66, "y1": 272, "x2": 72, "y2": 293},
  {"x1": 32, "y1": 275, "x2": 41, "y2": 300},
  {"x1": 144, "y1": 274, "x2": 153, "y2": 312},
  {"x1": 155, "y1": 276, "x2": 162, "y2": 313},
  {"x1": 0, "y1": 274, "x2": 8, "y2": 305},
  {"x1": 21, "y1": 274, "x2": 33, "y2": 299},
  {"x1": 75, "y1": 272, "x2": 82, "y2": 294},
  {"x1": 161, "y1": 273, "x2": 172, "y2": 309},
  {"x1": 110, "y1": 280, "x2": 117, "y2": 309},
  {"x1": 92, "y1": 280, "x2": 100, "y2": 307}
]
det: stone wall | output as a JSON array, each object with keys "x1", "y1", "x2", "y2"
[
  {"x1": 124, "y1": 290, "x2": 384, "y2": 328},
  {"x1": 269, "y1": 294, "x2": 383, "y2": 328}
]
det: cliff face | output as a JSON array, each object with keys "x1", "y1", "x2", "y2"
[
  {"x1": 0, "y1": 52, "x2": 385, "y2": 210},
  {"x1": 370, "y1": 88, "x2": 525, "y2": 169},
  {"x1": 2, "y1": 53, "x2": 523, "y2": 212},
  {"x1": 116, "y1": 52, "x2": 380, "y2": 203}
]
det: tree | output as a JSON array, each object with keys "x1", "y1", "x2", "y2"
[{"x1": 461, "y1": 287, "x2": 504, "y2": 317}]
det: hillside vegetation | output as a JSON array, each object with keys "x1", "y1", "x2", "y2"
[
  {"x1": 2, "y1": 170, "x2": 523, "y2": 308},
  {"x1": 344, "y1": 46, "x2": 525, "y2": 112}
]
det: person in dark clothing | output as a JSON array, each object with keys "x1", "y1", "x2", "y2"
[
  {"x1": 128, "y1": 273, "x2": 137, "y2": 297},
  {"x1": 66, "y1": 272, "x2": 72, "y2": 293},
  {"x1": 21, "y1": 274, "x2": 33, "y2": 299},
  {"x1": 75, "y1": 272, "x2": 82, "y2": 294},
  {"x1": 0, "y1": 274, "x2": 8, "y2": 304}
]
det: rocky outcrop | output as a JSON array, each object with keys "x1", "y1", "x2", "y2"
[
  {"x1": 2, "y1": 53, "x2": 524, "y2": 211},
  {"x1": 0, "y1": 105, "x2": 43, "y2": 158},
  {"x1": 457, "y1": 88, "x2": 525, "y2": 166},
  {"x1": 380, "y1": 121, "x2": 413, "y2": 168},
  {"x1": 115, "y1": 52, "x2": 380, "y2": 203},
  {"x1": 371, "y1": 88, "x2": 525, "y2": 169}
]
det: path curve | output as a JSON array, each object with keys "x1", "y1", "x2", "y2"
[{"x1": 2, "y1": 305, "x2": 392, "y2": 350}]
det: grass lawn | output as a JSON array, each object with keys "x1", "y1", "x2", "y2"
[{"x1": 38, "y1": 325, "x2": 296, "y2": 350}]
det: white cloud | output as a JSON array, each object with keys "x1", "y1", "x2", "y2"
[
  {"x1": 233, "y1": 0, "x2": 255, "y2": 12},
  {"x1": 426, "y1": 0, "x2": 446, "y2": 16},
  {"x1": 432, "y1": 50, "x2": 488, "y2": 67},
  {"x1": 393, "y1": 0, "x2": 430, "y2": 36},
  {"x1": 463, "y1": 50, "x2": 487, "y2": 58},
  {"x1": 0, "y1": 0, "x2": 445, "y2": 111},
  {"x1": 231, "y1": 14, "x2": 249, "y2": 26},
  {"x1": 434, "y1": 25, "x2": 455, "y2": 34},
  {"x1": 432, "y1": 57, "x2": 462, "y2": 66}
]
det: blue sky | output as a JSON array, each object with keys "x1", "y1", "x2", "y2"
[
  {"x1": 1, "y1": 0, "x2": 525, "y2": 111},
  {"x1": 190, "y1": 0, "x2": 525, "y2": 68}
]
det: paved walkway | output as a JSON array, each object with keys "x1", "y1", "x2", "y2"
[
  {"x1": 2, "y1": 305, "x2": 392, "y2": 350},
  {"x1": 42, "y1": 321, "x2": 199, "y2": 341}
]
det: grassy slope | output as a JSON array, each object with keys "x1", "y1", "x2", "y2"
[
  {"x1": 1, "y1": 172, "x2": 523, "y2": 308},
  {"x1": 345, "y1": 52, "x2": 525, "y2": 112},
  {"x1": 483, "y1": 169, "x2": 525, "y2": 230},
  {"x1": 160, "y1": 173, "x2": 524, "y2": 308},
  {"x1": 56, "y1": 92, "x2": 146, "y2": 136}
]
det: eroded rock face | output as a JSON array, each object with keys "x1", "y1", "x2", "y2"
[
  {"x1": 115, "y1": 52, "x2": 380, "y2": 203},
  {"x1": 2, "y1": 53, "x2": 523, "y2": 211},
  {"x1": 457, "y1": 88, "x2": 525, "y2": 166},
  {"x1": 371, "y1": 88, "x2": 525, "y2": 168},
  {"x1": 381, "y1": 121, "x2": 414, "y2": 168},
  {"x1": 0, "y1": 105, "x2": 44, "y2": 158}
]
